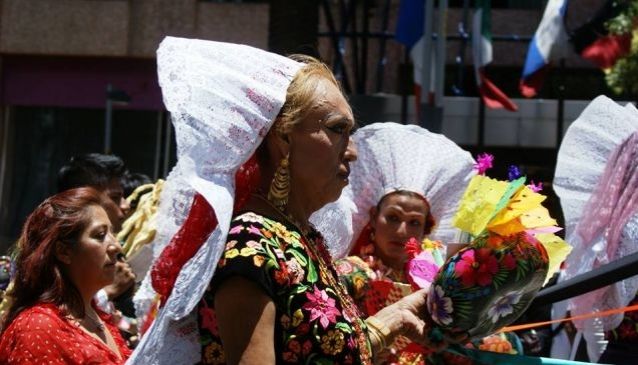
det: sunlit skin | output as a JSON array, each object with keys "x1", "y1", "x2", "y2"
[
  {"x1": 55, "y1": 204, "x2": 123, "y2": 358},
  {"x1": 104, "y1": 178, "x2": 130, "y2": 233},
  {"x1": 370, "y1": 193, "x2": 430, "y2": 271},
  {"x1": 62, "y1": 205, "x2": 121, "y2": 295},
  {"x1": 258, "y1": 78, "x2": 358, "y2": 231},
  {"x1": 216, "y1": 78, "x2": 358, "y2": 364}
]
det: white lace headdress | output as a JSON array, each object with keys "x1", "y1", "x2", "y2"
[
  {"x1": 311, "y1": 122, "x2": 476, "y2": 258},
  {"x1": 554, "y1": 95, "x2": 638, "y2": 333},
  {"x1": 128, "y1": 37, "x2": 301, "y2": 364}
]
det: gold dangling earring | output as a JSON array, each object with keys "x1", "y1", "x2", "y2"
[{"x1": 268, "y1": 154, "x2": 290, "y2": 211}]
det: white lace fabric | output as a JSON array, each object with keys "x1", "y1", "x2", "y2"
[
  {"x1": 128, "y1": 37, "x2": 301, "y2": 364},
  {"x1": 553, "y1": 95, "x2": 638, "y2": 333},
  {"x1": 311, "y1": 122, "x2": 476, "y2": 258}
]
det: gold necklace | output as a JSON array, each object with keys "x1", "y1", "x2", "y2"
[
  {"x1": 253, "y1": 194, "x2": 372, "y2": 364},
  {"x1": 85, "y1": 310, "x2": 105, "y2": 332},
  {"x1": 71, "y1": 309, "x2": 105, "y2": 332}
]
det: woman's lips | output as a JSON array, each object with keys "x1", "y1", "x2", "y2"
[{"x1": 388, "y1": 241, "x2": 405, "y2": 248}]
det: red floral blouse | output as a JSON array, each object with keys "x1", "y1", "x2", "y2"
[{"x1": 0, "y1": 302, "x2": 131, "y2": 364}]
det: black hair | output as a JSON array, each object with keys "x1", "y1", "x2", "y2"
[
  {"x1": 57, "y1": 153, "x2": 126, "y2": 193},
  {"x1": 121, "y1": 172, "x2": 152, "y2": 198}
]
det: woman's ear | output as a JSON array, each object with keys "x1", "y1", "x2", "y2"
[
  {"x1": 54, "y1": 241, "x2": 72, "y2": 265},
  {"x1": 369, "y1": 206, "x2": 378, "y2": 227},
  {"x1": 268, "y1": 121, "x2": 291, "y2": 159}
]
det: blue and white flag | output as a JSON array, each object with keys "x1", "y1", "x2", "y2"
[{"x1": 520, "y1": 0, "x2": 569, "y2": 97}]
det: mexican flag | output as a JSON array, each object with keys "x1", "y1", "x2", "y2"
[{"x1": 473, "y1": 0, "x2": 518, "y2": 111}]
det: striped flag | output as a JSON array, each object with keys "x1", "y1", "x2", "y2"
[
  {"x1": 395, "y1": 0, "x2": 430, "y2": 104},
  {"x1": 472, "y1": 0, "x2": 518, "y2": 111},
  {"x1": 520, "y1": 0, "x2": 569, "y2": 98}
]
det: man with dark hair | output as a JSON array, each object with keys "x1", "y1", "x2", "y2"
[{"x1": 58, "y1": 153, "x2": 131, "y2": 232}]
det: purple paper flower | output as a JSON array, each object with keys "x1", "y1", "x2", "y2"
[{"x1": 507, "y1": 165, "x2": 522, "y2": 181}]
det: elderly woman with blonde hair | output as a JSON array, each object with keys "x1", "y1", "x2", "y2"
[{"x1": 130, "y1": 38, "x2": 450, "y2": 365}]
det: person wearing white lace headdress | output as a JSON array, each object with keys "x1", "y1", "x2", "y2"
[
  {"x1": 312, "y1": 122, "x2": 476, "y2": 259},
  {"x1": 129, "y1": 38, "x2": 450, "y2": 365},
  {"x1": 311, "y1": 122, "x2": 477, "y2": 364},
  {"x1": 552, "y1": 95, "x2": 638, "y2": 363}
]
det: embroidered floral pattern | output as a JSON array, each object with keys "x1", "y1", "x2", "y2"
[
  {"x1": 303, "y1": 286, "x2": 341, "y2": 329},
  {"x1": 197, "y1": 212, "x2": 370, "y2": 364}
]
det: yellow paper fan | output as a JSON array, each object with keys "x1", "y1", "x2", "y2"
[
  {"x1": 488, "y1": 186, "x2": 546, "y2": 228},
  {"x1": 536, "y1": 233, "x2": 572, "y2": 285},
  {"x1": 453, "y1": 175, "x2": 509, "y2": 236},
  {"x1": 488, "y1": 219, "x2": 527, "y2": 236},
  {"x1": 519, "y1": 206, "x2": 558, "y2": 229}
]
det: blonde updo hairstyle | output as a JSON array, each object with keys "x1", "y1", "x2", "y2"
[{"x1": 273, "y1": 54, "x2": 345, "y2": 135}]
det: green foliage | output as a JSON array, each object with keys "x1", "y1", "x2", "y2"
[
  {"x1": 605, "y1": 1, "x2": 638, "y2": 95},
  {"x1": 606, "y1": 52, "x2": 638, "y2": 95},
  {"x1": 607, "y1": 1, "x2": 638, "y2": 35}
]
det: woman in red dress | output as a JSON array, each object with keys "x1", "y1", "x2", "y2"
[{"x1": 0, "y1": 187, "x2": 132, "y2": 364}]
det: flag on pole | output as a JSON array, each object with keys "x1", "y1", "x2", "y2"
[
  {"x1": 396, "y1": 0, "x2": 438, "y2": 116},
  {"x1": 472, "y1": 0, "x2": 518, "y2": 111},
  {"x1": 395, "y1": 0, "x2": 424, "y2": 50},
  {"x1": 520, "y1": 0, "x2": 569, "y2": 98},
  {"x1": 395, "y1": 0, "x2": 428, "y2": 103}
]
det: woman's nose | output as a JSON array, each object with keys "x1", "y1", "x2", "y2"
[
  {"x1": 107, "y1": 234, "x2": 122, "y2": 255},
  {"x1": 345, "y1": 137, "x2": 358, "y2": 162},
  {"x1": 120, "y1": 198, "x2": 131, "y2": 215},
  {"x1": 396, "y1": 222, "x2": 408, "y2": 237}
]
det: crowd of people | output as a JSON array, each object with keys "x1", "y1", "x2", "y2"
[{"x1": 0, "y1": 37, "x2": 636, "y2": 365}]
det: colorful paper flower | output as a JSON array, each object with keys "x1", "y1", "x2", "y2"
[
  {"x1": 406, "y1": 250, "x2": 440, "y2": 290},
  {"x1": 303, "y1": 286, "x2": 341, "y2": 329},
  {"x1": 527, "y1": 180, "x2": 543, "y2": 192},
  {"x1": 487, "y1": 290, "x2": 523, "y2": 323},
  {"x1": 474, "y1": 153, "x2": 494, "y2": 175},
  {"x1": 507, "y1": 165, "x2": 522, "y2": 181},
  {"x1": 454, "y1": 248, "x2": 499, "y2": 287},
  {"x1": 428, "y1": 285, "x2": 454, "y2": 326}
]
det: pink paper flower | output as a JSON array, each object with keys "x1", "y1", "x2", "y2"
[
  {"x1": 474, "y1": 153, "x2": 494, "y2": 175},
  {"x1": 303, "y1": 286, "x2": 341, "y2": 329},
  {"x1": 527, "y1": 180, "x2": 543, "y2": 192},
  {"x1": 406, "y1": 250, "x2": 440, "y2": 290},
  {"x1": 454, "y1": 248, "x2": 499, "y2": 287}
]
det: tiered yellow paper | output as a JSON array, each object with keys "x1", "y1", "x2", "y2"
[{"x1": 453, "y1": 175, "x2": 572, "y2": 285}]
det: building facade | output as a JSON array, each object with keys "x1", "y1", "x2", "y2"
[{"x1": 0, "y1": 0, "x2": 610, "y2": 248}]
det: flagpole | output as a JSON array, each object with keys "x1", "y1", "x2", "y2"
[
  {"x1": 556, "y1": 58, "x2": 566, "y2": 147},
  {"x1": 455, "y1": 0, "x2": 471, "y2": 95},
  {"x1": 421, "y1": 0, "x2": 435, "y2": 108},
  {"x1": 435, "y1": 0, "x2": 447, "y2": 108}
]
